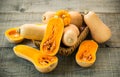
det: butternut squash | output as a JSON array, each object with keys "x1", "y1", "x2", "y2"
[
  {"x1": 5, "y1": 27, "x2": 24, "y2": 43},
  {"x1": 62, "y1": 24, "x2": 80, "y2": 46},
  {"x1": 62, "y1": 29, "x2": 77, "y2": 47},
  {"x1": 40, "y1": 16, "x2": 64, "y2": 56},
  {"x1": 84, "y1": 11, "x2": 111, "y2": 43},
  {"x1": 69, "y1": 11, "x2": 83, "y2": 28},
  {"x1": 42, "y1": 11, "x2": 55, "y2": 23},
  {"x1": 56, "y1": 10, "x2": 71, "y2": 26},
  {"x1": 33, "y1": 26, "x2": 89, "y2": 56},
  {"x1": 13, "y1": 45, "x2": 58, "y2": 73},
  {"x1": 76, "y1": 40, "x2": 98, "y2": 67},
  {"x1": 64, "y1": 24, "x2": 80, "y2": 36},
  {"x1": 19, "y1": 24, "x2": 47, "y2": 40}
]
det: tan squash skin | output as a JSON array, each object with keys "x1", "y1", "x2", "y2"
[
  {"x1": 84, "y1": 11, "x2": 111, "y2": 43},
  {"x1": 62, "y1": 24, "x2": 80, "y2": 46},
  {"x1": 62, "y1": 29, "x2": 77, "y2": 47},
  {"x1": 69, "y1": 11, "x2": 83, "y2": 28},
  {"x1": 64, "y1": 24, "x2": 80, "y2": 36},
  {"x1": 42, "y1": 11, "x2": 55, "y2": 23},
  {"x1": 13, "y1": 45, "x2": 58, "y2": 73},
  {"x1": 76, "y1": 40, "x2": 98, "y2": 67},
  {"x1": 19, "y1": 24, "x2": 47, "y2": 40}
]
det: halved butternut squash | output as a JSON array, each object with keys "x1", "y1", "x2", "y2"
[
  {"x1": 13, "y1": 45, "x2": 58, "y2": 73},
  {"x1": 76, "y1": 40, "x2": 98, "y2": 67},
  {"x1": 40, "y1": 16, "x2": 64, "y2": 56}
]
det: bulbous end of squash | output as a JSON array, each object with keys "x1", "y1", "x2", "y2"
[
  {"x1": 5, "y1": 27, "x2": 24, "y2": 43},
  {"x1": 76, "y1": 40, "x2": 98, "y2": 67},
  {"x1": 33, "y1": 54, "x2": 58, "y2": 73},
  {"x1": 69, "y1": 11, "x2": 83, "y2": 28}
]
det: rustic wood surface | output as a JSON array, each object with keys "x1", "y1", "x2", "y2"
[{"x1": 0, "y1": 0, "x2": 120, "y2": 77}]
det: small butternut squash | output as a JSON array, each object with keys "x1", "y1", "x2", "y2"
[
  {"x1": 5, "y1": 27, "x2": 24, "y2": 43},
  {"x1": 40, "y1": 16, "x2": 64, "y2": 56},
  {"x1": 56, "y1": 10, "x2": 71, "y2": 26},
  {"x1": 64, "y1": 24, "x2": 80, "y2": 36},
  {"x1": 19, "y1": 24, "x2": 47, "y2": 40},
  {"x1": 13, "y1": 45, "x2": 58, "y2": 73},
  {"x1": 62, "y1": 24, "x2": 80, "y2": 46},
  {"x1": 84, "y1": 11, "x2": 111, "y2": 43},
  {"x1": 62, "y1": 29, "x2": 77, "y2": 47},
  {"x1": 76, "y1": 40, "x2": 98, "y2": 67}
]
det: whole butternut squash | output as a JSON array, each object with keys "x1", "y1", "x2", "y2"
[
  {"x1": 69, "y1": 11, "x2": 83, "y2": 28},
  {"x1": 62, "y1": 24, "x2": 80, "y2": 46},
  {"x1": 84, "y1": 11, "x2": 111, "y2": 43},
  {"x1": 19, "y1": 24, "x2": 47, "y2": 40}
]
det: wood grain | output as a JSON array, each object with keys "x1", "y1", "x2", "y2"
[
  {"x1": 0, "y1": 0, "x2": 120, "y2": 13},
  {"x1": 0, "y1": 48, "x2": 120, "y2": 77},
  {"x1": 0, "y1": 0, "x2": 120, "y2": 77}
]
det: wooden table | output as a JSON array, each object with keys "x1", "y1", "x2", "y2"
[{"x1": 0, "y1": 0, "x2": 120, "y2": 77}]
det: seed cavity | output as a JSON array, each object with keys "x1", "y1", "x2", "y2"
[
  {"x1": 39, "y1": 56, "x2": 54, "y2": 65},
  {"x1": 80, "y1": 50, "x2": 92, "y2": 61},
  {"x1": 43, "y1": 26, "x2": 56, "y2": 52}
]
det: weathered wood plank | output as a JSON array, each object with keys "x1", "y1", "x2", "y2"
[
  {"x1": 0, "y1": 47, "x2": 120, "y2": 77},
  {"x1": 0, "y1": 0, "x2": 120, "y2": 13},
  {"x1": 0, "y1": 13, "x2": 120, "y2": 47},
  {"x1": 0, "y1": 0, "x2": 120, "y2": 77}
]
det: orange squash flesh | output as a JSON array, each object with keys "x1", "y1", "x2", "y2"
[
  {"x1": 8, "y1": 30, "x2": 19, "y2": 38},
  {"x1": 40, "y1": 16, "x2": 64, "y2": 56},
  {"x1": 5, "y1": 27, "x2": 24, "y2": 43},
  {"x1": 13, "y1": 45, "x2": 40, "y2": 62},
  {"x1": 76, "y1": 40, "x2": 98, "y2": 67},
  {"x1": 13, "y1": 45, "x2": 58, "y2": 73},
  {"x1": 34, "y1": 54, "x2": 58, "y2": 73},
  {"x1": 56, "y1": 10, "x2": 71, "y2": 26}
]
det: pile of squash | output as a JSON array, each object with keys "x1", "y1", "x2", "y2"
[{"x1": 5, "y1": 10, "x2": 111, "y2": 73}]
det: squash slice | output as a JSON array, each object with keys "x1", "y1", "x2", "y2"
[
  {"x1": 76, "y1": 40, "x2": 98, "y2": 67},
  {"x1": 5, "y1": 27, "x2": 24, "y2": 43},
  {"x1": 13, "y1": 45, "x2": 58, "y2": 73},
  {"x1": 40, "y1": 16, "x2": 64, "y2": 56}
]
